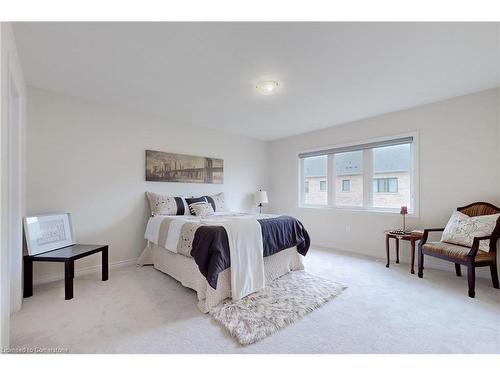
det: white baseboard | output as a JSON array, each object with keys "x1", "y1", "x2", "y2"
[{"x1": 33, "y1": 258, "x2": 137, "y2": 285}]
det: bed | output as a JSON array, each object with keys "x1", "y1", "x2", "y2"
[{"x1": 138, "y1": 194, "x2": 310, "y2": 313}]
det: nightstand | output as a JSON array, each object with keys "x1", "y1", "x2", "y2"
[{"x1": 384, "y1": 230, "x2": 423, "y2": 274}]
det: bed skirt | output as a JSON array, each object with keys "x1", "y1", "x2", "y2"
[{"x1": 137, "y1": 243, "x2": 305, "y2": 313}]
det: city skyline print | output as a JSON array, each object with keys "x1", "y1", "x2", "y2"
[{"x1": 145, "y1": 150, "x2": 223, "y2": 184}]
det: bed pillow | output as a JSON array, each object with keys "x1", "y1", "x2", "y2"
[
  {"x1": 185, "y1": 196, "x2": 209, "y2": 215},
  {"x1": 441, "y1": 210, "x2": 500, "y2": 252},
  {"x1": 204, "y1": 192, "x2": 225, "y2": 212},
  {"x1": 191, "y1": 202, "x2": 215, "y2": 216},
  {"x1": 146, "y1": 192, "x2": 188, "y2": 216}
]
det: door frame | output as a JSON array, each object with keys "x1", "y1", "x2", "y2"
[
  {"x1": 8, "y1": 56, "x2": 24, "y2": 314},
  {"x1": 1, "y1": 37, "x2": 26, "y2": 349}
]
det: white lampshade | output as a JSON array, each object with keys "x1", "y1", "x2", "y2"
[{"x1": 254, "y1": 190, "x2": 269, "y2": 205}]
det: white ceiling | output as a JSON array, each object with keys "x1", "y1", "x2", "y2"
[{"x1": 13, "y1": 22, "x2": 500, "y2": 141}]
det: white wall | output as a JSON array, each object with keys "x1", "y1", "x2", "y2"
[
  {"x1": 26, "y1": 87, "x2": 268, "y2": 282},
  {"x1": 23, "y1": 84, "x2": 500, "y2": 285},
  {"x1": 268, "y1": 89, "x2": 500, "y2": 274},
  {"x1": 0, "y1": 22, "x2": 26, "y2": 349}
]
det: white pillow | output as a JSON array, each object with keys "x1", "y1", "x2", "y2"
[
  {"x1": 204, "y1": 192, "x2": 225, "y2": 212},
  {"x1": 191, "y1": 202, "x2": 215, "y2": 217},
  {"x1": 441, "y1": 210, "x2": 500, "y2": 252}
]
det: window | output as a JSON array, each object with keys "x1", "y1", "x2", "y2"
[
  {"x1": 299, "y1": 135, "x2": 416, "y2": 213},
  {"x1": 334, "y1": 151, "x2": 363, "y2": 207},
  {"x1": 302, "y1": 155, "x2": 328, "y2": 205},
  {"x1": 372, "y1": 143, "x2": 410, "y2": 209},
  {"x1": 342, "y1": 179, "x2": 350, "y2": 192},
  {"x1": 373, "y1": 178, "x2": 398, "y2": 193}
]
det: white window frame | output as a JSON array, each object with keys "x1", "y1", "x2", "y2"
[{"x1": 298, "y1": 132, "x2": 419, "y2": 217}]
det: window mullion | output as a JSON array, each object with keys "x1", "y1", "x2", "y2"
[
  {"x1": 328, "y1": 154, "x2": 335, "y2": 207},
  {"x1": 299, "y1": 158, "x2": 304, "y2": 206},
  {"x1": 363, "y1": 149, "x2": 373, "y2": 209},
  {"x1": 410, "y1": 141, "x2": 415, "y2": 213}
]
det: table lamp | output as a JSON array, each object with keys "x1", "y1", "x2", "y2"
[
  {"x1": 400, "y1": 205, "x2": 408, "y2": 232},
  {"x1": 255, "y1": 190, "x2": 268, "y2": 214}
]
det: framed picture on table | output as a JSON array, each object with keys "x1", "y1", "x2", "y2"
[{"x1": 23, "y1": 213, "x2": 75, "y2": 255}]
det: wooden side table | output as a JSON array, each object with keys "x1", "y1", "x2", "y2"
[
  {"x1": 23, "y1": 244, "x2": 108, "y2": 300},
  {"x1": 384, "y1": 230, "x2": 423, "y2": 274}
]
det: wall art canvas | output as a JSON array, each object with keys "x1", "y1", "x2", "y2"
[
  {"x1": 145, "y1": 150, "x2": 223, "y2": 184},
  {"x1": 23, "y1": 213, "x2": 75, "y2": 255}
]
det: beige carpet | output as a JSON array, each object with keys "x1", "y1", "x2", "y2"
[{"x1": 10, "y1": 247, "x2": 500, "y2": 353}]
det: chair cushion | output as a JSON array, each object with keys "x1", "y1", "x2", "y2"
[{"x1": 423, "y1": 241, "x2": 495, "y2": 262}]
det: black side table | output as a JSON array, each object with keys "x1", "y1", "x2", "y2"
[{"x1": 23, "y1": 244, "x2": 108, "y2": 300}]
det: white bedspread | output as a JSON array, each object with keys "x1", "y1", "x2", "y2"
[
  {"x1": 221, "y1": 218, "x2": 265, "y2": 300},
  {"x1": 144, "y1": 215, "x2": 197, "y2": 252},
  {"x1": 142, "y1": 212, "x2": 279, "y2": 301}
]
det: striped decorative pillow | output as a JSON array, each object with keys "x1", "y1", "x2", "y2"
[
  {"x1": 204, "y1": 192, "x2": 225, "y2": 212},
  {"x1": 191, "y1": 202, "x2": 215, "y2": 216},
  {"x1": 185, "y1": 196, "x2": 209, "y2": 215},
  {"x1": 146, "y1": 192, "x2": 188, "y2": 216}
]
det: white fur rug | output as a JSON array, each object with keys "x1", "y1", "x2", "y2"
[{"x1": 209, "y1": 270, "x2": 347, "y2": 345}]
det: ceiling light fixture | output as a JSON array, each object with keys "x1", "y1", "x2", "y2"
[{"x1": 255, "y1": 80, "x2": 279, "y2": 95}]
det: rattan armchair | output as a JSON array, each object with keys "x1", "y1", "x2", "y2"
[{"x1": 418, "y1": 202, "x2": 500, "y2": 298}]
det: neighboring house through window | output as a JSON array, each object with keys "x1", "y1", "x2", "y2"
[{"x1": 301, "y1": 155, "x2": 328, "y2": 205}]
